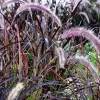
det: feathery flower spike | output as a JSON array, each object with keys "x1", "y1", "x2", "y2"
[
  {"x1": 7, "y1": 82, "x2": 24, "y2": 100},
  {"x1": 55, "y1": 47, "x2": 66, "y2": 69},
  {"x1": 61, "y1": 28, "x2": 100, "y2": 53},
  {"x1": 68, "y1": 56, "x2": 100, "y2": 83}
]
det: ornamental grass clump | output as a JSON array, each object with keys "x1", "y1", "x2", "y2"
[{"x1": 0, "y1": 0, "x2": 100, "y2": 99}]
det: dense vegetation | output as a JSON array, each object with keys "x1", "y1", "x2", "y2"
[{"x1": 0, "y1": 0, "x2": 100, "y2": 100}]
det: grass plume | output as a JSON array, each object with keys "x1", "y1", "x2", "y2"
[
  {"x1": 67, "y1": 56, "x2": 100, "y2": 83},
  {"x1": 61, "y1": 28, "x2": 100, "y2": 53},
  {"x1": 7, "y1": 82, "x2": 24, "y2": 100},
  {"x1": 55, "y1": 47, "x2": 66, "y2": 69},
  {"x1": 14, "y1": 3, "x2": 62, "y2": 26}
]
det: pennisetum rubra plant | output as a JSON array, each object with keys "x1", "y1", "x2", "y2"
[
  {"x1": 67, "y1": 56, "x2": 100, "y2": 83},
  {"x1": 7, "y1": 82, "x2": 24, "y2": 100},
  {"x1": 0, "y1": 0, "x2": 100, "y2": 100},
  {"x1": 61, "y1": 27, "x2": 100, "y2": 54}
]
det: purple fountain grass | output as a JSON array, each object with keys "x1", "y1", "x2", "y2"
[
  {"x1": 7, "y1": 82, "x2": 24, "y2": 100},
  {"x1": 0, "y1": 13, "x2": 4, "y2": 29},
  {"x1": 14, "y1": 3, "x2": 62, "y2": 26},
  {"x1": 67, "y1": 56, "x2": 100, "y2": 83},
  {"x1": 55, "y1": 47, "x2": 66, "y2": 69},
  {"x1": 61, "y1": 27, "x2": 100, "y2": 53}
]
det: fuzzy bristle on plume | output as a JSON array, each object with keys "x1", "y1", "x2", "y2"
[
  {"x1": 61, "y1": 28, "x2": 100, "y2": 53},
  {"x1": 68, "y1": 56, "x2": 100, "y2": 83},
  {"x1": 7, "y1": 82, "x2": 24, "y2": 100}
]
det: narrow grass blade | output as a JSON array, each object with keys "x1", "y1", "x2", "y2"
[{"x1": 22, "y1": 51, "x2": 28, "y2": 78}]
